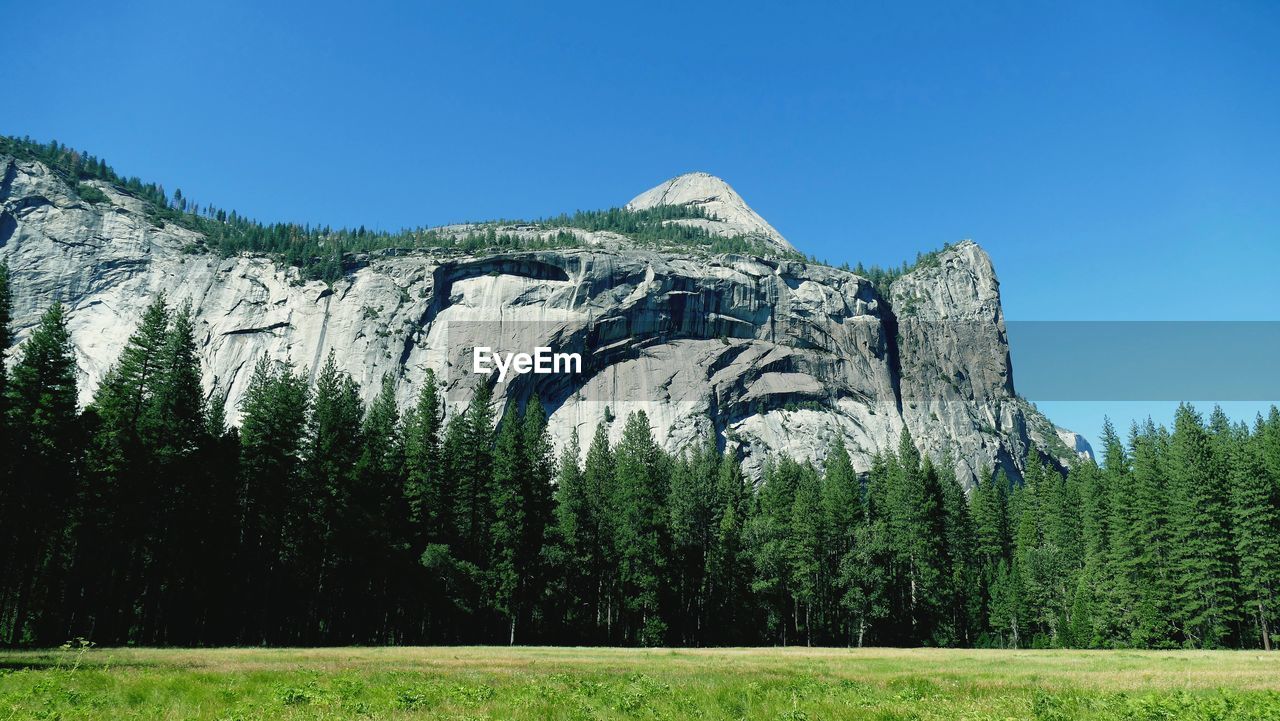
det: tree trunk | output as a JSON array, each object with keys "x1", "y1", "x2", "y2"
[
  {"x1": 1260, "y1": 602, "x2": 1272, "y2": 652},
  {"x1": 8, "y1": 572, "x2": 32, "y2": 645},
  {"x1": 909, "y1": 566, "x2": 918, "y2": 634}
]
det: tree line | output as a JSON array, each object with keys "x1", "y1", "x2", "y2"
[{"x1": 1, "y1": 271, "x2": 1278, "y2": 648}]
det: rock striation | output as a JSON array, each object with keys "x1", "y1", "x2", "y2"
[{"x1": 0, "y1": 153, "x2": 1089, "y2": 486}]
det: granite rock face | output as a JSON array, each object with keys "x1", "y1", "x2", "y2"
[
  {"x1": 0, "y1": 155, "x2": 1089, "y2": 485},
  {"x1": 886, "y1": 242, "x2": 1085, "y2": 482},
  {"x1": 626, "y1": 172, "x2": 796, "y2": 253}
]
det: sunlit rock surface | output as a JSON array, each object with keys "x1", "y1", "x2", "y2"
[{"x1": 0, "y1": 154, "x2": 1090, "y2": 485}]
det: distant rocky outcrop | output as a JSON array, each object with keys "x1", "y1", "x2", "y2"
[
  {"x1": 0, "y1": 153, "x2": 1090, "y2": 485},
  {"x1": 626, "y1": 172, "x2": 797, "y2": 254}
]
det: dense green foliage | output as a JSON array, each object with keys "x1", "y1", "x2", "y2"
[
  {"x1": 1, "y1": 135, "x2": 797, "y2": 283},
  {"x1": 2, "y1": 295, "x2": 1278, "y2": 649},
  {"x1": 4, "y1": 647, "x2": 1280, "y2": 721}
]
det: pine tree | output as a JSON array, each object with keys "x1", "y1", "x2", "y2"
[
  {"x1": 972, "y1": 468, "x2": 1012, "y2": 566},
  {"x1": 206, "y1": 390, "x2": 228, "y2": 439},
  {"x1": 840, "y1": 503, "x2": 890, "y2": 646},
  {"x1": 939, "y1": 459, "x2": 979, "y2": 646},
  {"x1": 194, "y1": 387, "x2": 241, "y2": 642},
  {"x1": 988, "y1": 559, "x2": 1024, "y2": 648},
  {"x1": 449, "y1": 382, "x2": 495, "y2": 569},
  {"x1": 666, "y1": 433, "x2": 718, "y2": 645},
  {"x1": 821, "y1": 436, "x2": 862, "y2": 645},
  {"x1": 98, "y1": 296, "x2": 172, "y2": 431},
  {"x1": 971, "y1": 467, "x2": 1013, "y2": 644},
  {"x1": 301, "y1": 352, "x2": 363, "y2": 642},
  {"x1": 829, "y1": 449, "x2": 893, "y2": 647},
  {"x1": 65, "y1": 296, "x2": 218, "y2": 644},
  {"x1": 1230, "y1": 417, "x2": 1280, "y2": 650},
  {"x1": 1066, "y1": 460, "x2": 1108, "y2": 647},
  {"x1": 403, "y1": 369, "x2": 445, "y2": 544},
  {"x1": 550, "y1": 431, "x2": 587, "y2": 639},
  {"x1": 787, "y1": 462, "x2": 824, "y2": 645},
  {"x1": 422, "y1": 382, "x2": 495, "y2": 642},
  {"x1": 748, "y1": 457, "x2": 798, "y2": 645},
  {"x1": 1009, "y1": 473, "x2": 1041, "y2": 641},
  {"x1": 1097, "y1": 417, "x2": 1139, "y2": 646},
  {"x1": 1124, "y1": 420, "x2": 1175, "y2": 647},
  {"x1": 1011, "y1": 460, "x2": 1075, "y2": 646},
  {"x1": 1053, "y1": 459, "x2": 1085, "y2": 630},
  {"x1": 519, "y1": 396, "x2": 555, "y2": 640},
  {"x1": 489, "y1": 400, "x2": 527, "y2": 644},
  {"x1": 80, "y1": 295, "x2": 174, "y2": 642},
  {"x1": 142, "y1": 301, "x2": 214, "y2": 643},
  {"x1": 354, "y1": 375, "x2": 406, "y2": 642},
  {"x1": 236, "y1": 355, "x2": 310, "y2": 644},
  {"x1": 577, "y1": 422, "x2": 620, "y2": 642},
  {"x1": 706, "y1": 447, "x2": 750, "y2": 645},
  {"x1": 153, "y1": 303, "x2": 206, "y2": 457},
  {"x1": 885, "y1": 430, "x2": 947, "y2": 644},
  {"x1": 1261, "y1": 407, "x2": 1280, "y2": 496},
  {"x1": 0, "y1": 303, "x2": 80, "y2": 645},
  {"x1": 1167, "y1": 404, "x2": 1237, "y2": 647},
  {"x1": 613, "y1": 411, "x2": 669, "y2": 645},
  {"x1": 360, "y1": 377, "x2": 404, "y2": 486}
]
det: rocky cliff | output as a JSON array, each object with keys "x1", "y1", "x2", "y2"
[{"x1": 0, "y1": 154, "x2": 1089, "y2": 485}]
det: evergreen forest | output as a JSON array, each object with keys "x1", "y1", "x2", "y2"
[{"x1": 2, "y1": 266, "x2": 1278, "y2": 650}]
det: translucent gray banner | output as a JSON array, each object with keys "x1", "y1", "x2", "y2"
[
  {"x1": 431, "y1": 319, "x2": 1280, "y2": 404},
  {"x1": 1006, "y1": 321, "x2": 1280, "y2": 401}
]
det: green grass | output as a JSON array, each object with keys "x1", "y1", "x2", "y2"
[{"x1": 2, "y1": 646, "x2": 1280, "y2": 720}]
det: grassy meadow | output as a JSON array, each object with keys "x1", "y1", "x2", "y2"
[{"x1": 2, "y1": 646, "x2": 1280, "y2": 720}]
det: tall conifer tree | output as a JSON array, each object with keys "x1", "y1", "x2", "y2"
[
  {"x1": 1233, "y1": 416, "x2": 1280, "y2": 650},
  {"x1": 614, "y1": 411, "x2": 669, "y2": 645},
  {"x1": 0, "y1": 303, "x2": 79, "y2": 644},
  {"x1": 449, "y1": 382, "x2": 495, "y2": 568},
  {"x1": 236, "y1": 355, "x2": 310, "y2": 643},
  {"x1": 403, "y1": 369, "x2": 445, "y2": 543},
  {"x1": 706, "y1": 447, "x2": 750, "y2": 644},
  {"x1": 821, "y1": 436, "x2": 862, "y2": 643},
  {"x1": 1168, "y1": 404, "x2": 1237, "y2": 647},
  {"x1": 355, "y1": 375, "x2": 406, "y2": 642},
  {"x1": 489, "y1": 401, "x2": 527, "y2": 643}
]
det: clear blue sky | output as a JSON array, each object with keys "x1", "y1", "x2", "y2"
[{"x1": 5, "y1": 0, "x2": 1278, "y2": 448}]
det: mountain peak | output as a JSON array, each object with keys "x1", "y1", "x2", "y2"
[{"x1": 626, "y1": 172, "x2": 796, "y2": 253}]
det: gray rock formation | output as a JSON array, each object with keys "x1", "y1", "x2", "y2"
[
  {"x1": 0, "y1": 153, "x2": 1089, "y2": 485},
  {"x1": 627, "y1": 172, "x2": 796, "y2": 254}
]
